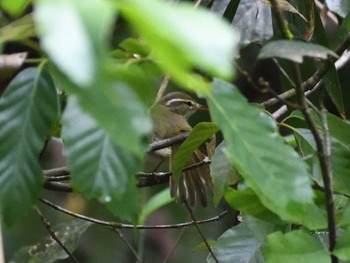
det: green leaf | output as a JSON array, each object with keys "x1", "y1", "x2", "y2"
[
  {"x1": 210, "y1": 141, "x2": 239, "y2": 206},
  {"x1": 224, "y1": 188, "x2": 283, "y2": 224},
  {"x1": 0, "y1": 67, "x2": 59, "y2": 225},
  {"x1": 11, "y1": 220, "x2": 91, "y2": 263},
  {"x1": 338, "y1": 201, "x2": 350, "y2": 227},
  {"x1": 118, "y1": 0, "x2": 238, "y2": 95},
  {"x1": 208, "y1": 222, "x2": 264, "y2": 263},
  {"x1": 258, "y1": 40, "x2": 338, "y2": 63},
  {"x1": 334, "y1": 227, "x2": 350, "y2": 261},
  {"x1": 62, "y1": 99, "x2": 140, "y2": 222},
  {"x1": 1, "y1": 0, "x2": 29, "y2": 17},
  {"x1": 34, "y1": 0, "x2": 114, "y2": 86},
  {"x1": 207, "y1": 79, "x2": 318, "y2": 228},
  {"x1": 172, "y1": 122, "x2": 219, "y2": 182},
  {"x1": 138, "y1": 188, "x2": 173, "y2": 224},
  {"x1": 0, "y1": 14, "x2": 36, "y2": 44},
  {"x1": 264, "y1": 230, "x2": 331, "y2": 263}
]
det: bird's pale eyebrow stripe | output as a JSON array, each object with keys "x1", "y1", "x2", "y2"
[{"x1": 165, "y1": 98, "x2": 192, "y2": 106}]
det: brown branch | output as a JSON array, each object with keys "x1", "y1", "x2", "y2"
[{"x1": 40, "y1": 198, "x2": 228, "y2": 229}]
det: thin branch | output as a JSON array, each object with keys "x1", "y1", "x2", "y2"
[
  {"x1": 35, "y1": 207, "x2": 79, "y2": 263},
  {"x1": 184, "y1": 202, "x2": 218, "y2": 263},
  {"x1": 40, "y1": 198, "x2": 228, "y2": 230}
]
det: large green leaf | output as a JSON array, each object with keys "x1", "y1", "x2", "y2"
[
  {"x1": 206, "y1": 79, "x2": 319, "y2": 228},
  {"x1": 62, "y1": 99, "x2": 140, "y2": 222},
  {"x1": 172, "y1": 122, "x2": 219, "y2": 182},
  {"x1": 34, "y1": 0, "x2": 114, "y2": 86},
  {"x1": 264, "y1": 230, "x2": 331, "y2": 263},
  {"x1": 208, "y1": 222, "x2": 264, "y2": 263},
  {"x1": 258, "y1": 40, "x2": 338, "y2": 63},
  {"x1": 11, "y1": 220, "x2": 91, "y2": 263},
  {"x1": 0, "y1": 67, "x2": 59, "y2": 224},
  {"x1": 118, "y1": 0, "x2": 238, "y2": 95}
]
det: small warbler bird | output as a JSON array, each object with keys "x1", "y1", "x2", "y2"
[{"x1": 151, "y1": 92, "x2": 213, "y2": 207}]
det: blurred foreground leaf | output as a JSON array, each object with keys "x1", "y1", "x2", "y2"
[
  {"x1": 62, "y1": 99, "x2": 140, "y2": 222},
  {"x1": 118, "y1": 0, "x2": 238, "y2": 95}
]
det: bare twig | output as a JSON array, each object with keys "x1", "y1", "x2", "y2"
[
  {"x1": 184, "y1": 202, "x2": 218, "y2": 263},
  {"x1": 35, "y1": 207, "x2": 79, "y2": 263},
  {"x1": 162, "y1": 228, "x2": 186, "y2": 263},
  {"x1": 40, "y1": 198, "x2": 228, "y2": 230}
]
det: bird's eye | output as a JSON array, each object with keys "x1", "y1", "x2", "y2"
[{"x1": 185, "y1": 101, "x2": 193, "y2": 107}]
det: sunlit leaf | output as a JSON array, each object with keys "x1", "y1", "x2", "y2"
[
  {"x1": 0, "y1": 67, "x2": 59, "y2": 224},
  {"x1": 34, "y1": 0, "x2": 114, "y2": 86},
  {"x1": 206, "y1": 79, "x2": 321, "y2": 229},
  {"x1": 264, "y1": 230, "x2": 330, "y2": 263},
  {"x1": 118, "y1": 0, "x2": 238, "y2": 95},
  {"x1": 258, "y1": 40, "x2": 338, "y2": 63},
  {"x1": 1, "y1": 0, "x2": 29, "y2": 17},
  {"x1": 62, "y1": 99, "x2": 140, "y2": 222}
]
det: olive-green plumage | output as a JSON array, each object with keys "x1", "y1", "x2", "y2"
[{"x1": 151, "y1": 92, "x2": 212, "y2": 207}]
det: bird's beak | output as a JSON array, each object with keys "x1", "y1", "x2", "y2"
[{"x1": 193, "y1": 103, "x2": 208, "y2": 111}]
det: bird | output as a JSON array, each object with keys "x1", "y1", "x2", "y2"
[{"x1": 150, "y1": 91, "x2": 213, "y2": 207}]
